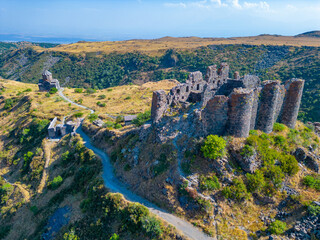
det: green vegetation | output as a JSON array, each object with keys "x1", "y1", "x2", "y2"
[
  {"x1": 199, "y1": 175, "x2": 220, "y2": 191},
  {"x1": 74, "y1": 88, "x2": 83, "y2": 93},
  {"x1": 47, "y1": 176, "x2": 63, "y2": 190},
  {"x1": 273, "y1": 123, "x2": 286, "y2": 132},
  {"x1": 4, "y1": 98, "x2": 14, "y2": 110},
  {"x1": 49, "y1": 87, "x2": 58, "y2": 94},
  {"x1": 96, "y1": 101, "x2": 106, "y2": 107},
  {"x1": 240, "y1": 144, "x2": 255, "y2": 157},
  {"x1": 73, "y1": 112, "x2": 84, "y2": 118},
  {"x1": 268, "y1": 220, "x2": 287, "y2": 235},
  {"x1": 0, "y1": 44, "x2": 319, "y2": 121},
  {"x1": 88, "y1": 113, "x2": 98, "y2": 122},
  {"x1": 303, "y1": 175, "x2": 320, "y2": 191},
  {"x1": 307, "y1": 202, "x2": 320, "y2": 216},
  {"x1": 132, "y1": 110, "x2": 151, "y2": 127},
  {"x1": 201, "y1": 135, "x2": 226, "y2": 160},
  {"x1": 222, "y1": 178, "x2": 250, "y2": 202}
]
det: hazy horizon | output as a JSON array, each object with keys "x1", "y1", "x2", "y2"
[{"x1": 1, "y1": 0, "x2": 320, "y2": 44}]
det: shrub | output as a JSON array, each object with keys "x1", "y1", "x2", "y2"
[
  {"x1": 240, "y1": 145, "x2": 255, "y2": 157},
  {"x1": 114, "y1": 123, "x2": 122, "y2": 129},
  {"x1": 303, "y1": 175, "x2": 320, "y2": 191},
  {"x1": 88, "y1": 113, "x2": 98, "y2": 122},
  {"x1": 273, "y1": 135, "x2": 287, "y2": 148},
  {"x1": 268, "y1": 220, "x2": 287, "y2": 235},
  {"x1": 222, "y1": 178, "x2": 250, "y2": 202},
  {"x1": 109, "y1": 233, "x2": 120, "y2": 240},
  {"x1": 279, "y1": 154, "x2": 299, "y2": 176},
  {"x1": 24, "y1": 88, "x2": 32, "y2": 92},
  {"x1": 74, "y1": 88, "x2": 83, "y2": 93},
  {"x1": 63, "y1": 229, "x2": 79, "y2": 240},
  {"x1": 273, "y1": 123, "x2": 286, "y2": 132},
  {"x1": 201, "y1": 135, "x2": 226, "y2": 160},
  {"x1": 98, "y1": 94, "x2": 106, "y2": 99},
  {"x1": 107, "y1": 88, "x2": 113, "y2": 92},
  {"x1": 122, "y1": 202, "x2": 149, "y2": 233},
  {"x1": 307, "y1": 203, "x2": 320, "y2": 216},
  {"x1": 249, "y1": 130, "x2": 258, "y2": 135},
  {"x1": 141, "y1": 216, "x2": 163, "y2": 238},
  {"x1": 85, "y1": 88, "x2": 96, "y2": 94},
  {"x1": 132, "y1": 110, "x2": 151, "y2": 127},
  {"x1": 45, "y1": 92, "x2": 51, "y2": 97},
  {"x1": 124, "y1": 96, "x2": 131, "y2": 100},
  {"x1": 199, "y1": 175, "x2": 220, "y2": 191},
  {"x1": 49, "y1": 87, "x2": 58, "y2": 94},
  {"x1": 4, "y1": 98, "x2": 14, "y2": 109},
  {"x1": 261, "y1": 165, "x2": 284, "y2": 189},
  {"x1": 48, "y1": 175, "x2": 63, "y2": 190},
  {"x1": 73, "y1": 112, "x2": 84, "y2": 118},
  {"x1": 96, "y1": 101, "x2": 106, "y2": 107},
  {"x1": 246, "y1": 170, "x2": 265, "y2": 193},
  {"x1": 116, "y1": 115, "x2": 124, "y2": 124}
]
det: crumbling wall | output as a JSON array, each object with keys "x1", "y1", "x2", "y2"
[
  {"x1": 201, "y1": 95, "x2": 229, "y2": 136},
  {"x1": 150, "y1": 63, "x2": 305, "y2": 138},
  {"x1": 280, "y1": 79, "x2": 305, "y2": 128},
  {"x1": 227, "y1": 88, "x2": 254, "y2": 138},
  {"x1": 250, "y1": 87, "x2": 262, "y2": 130},
  {"x1": 256, "y1": 81, "x2": 281, "y2": 133},
  {"x1": 151, "y1": 90, "x2": 168, "y2": 123}
]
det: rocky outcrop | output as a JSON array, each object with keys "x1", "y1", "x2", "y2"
[{"x1": 293, "y1": 147, "x2": 319, "y2": 172}]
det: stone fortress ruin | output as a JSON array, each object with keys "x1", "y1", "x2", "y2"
[
  {"x1": 151, "y1": 63, "x2": 305, "y2": 138},
  {"x1": 38, "y1": 70, "x2": 61, "y2": 91}
]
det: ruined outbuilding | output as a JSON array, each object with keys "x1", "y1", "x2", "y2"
[
  {"x1": 48, "y1": 117, "x2": 76, "y2": 138},
  {"x1": 38, "y1": 70, "x2": 61, "y2": 91},
  {"x1": 151, "y1": 63, "x2": 304, "y2": 138}
]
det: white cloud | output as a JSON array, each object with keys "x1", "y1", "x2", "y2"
[
  {"x1": 243, "y1": 1, "x2": 270, "y2": 10},
  {"x1": 164, "y1": 0, "x2": 271, "y2": 11}
]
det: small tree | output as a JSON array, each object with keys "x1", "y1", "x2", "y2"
[
  {"x1": 268, "y1": 220, "x2": 287, "y2": 235},
  {"x1": 201, "y1": 135, "x2": 226, "y2": 160},
  {"x1": 49, "y1": 87, "x2": 58, "y2": 94}
]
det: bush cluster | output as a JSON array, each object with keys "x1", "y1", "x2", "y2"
[{"x1": 201, "y1": 135, "x2": 226, "y2": 160}]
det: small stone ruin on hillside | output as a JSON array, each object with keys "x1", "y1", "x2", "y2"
[
  {"x1": 151, "y1": 63, "x2": 304, "y2": 139},
  {"x1": 38, "y1": 70, "x2": 61, "y2": 91},
  {"x1": 48, "y1": 117, "x2": 76, "y2": 139}
]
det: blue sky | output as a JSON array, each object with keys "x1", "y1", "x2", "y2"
[{"x1": 0, "y1": 0, "x2": 320, "y2": 42}]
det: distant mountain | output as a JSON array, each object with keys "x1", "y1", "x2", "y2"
[{"x1": 295, "y1": 31, "x2": 320, "y2": 38}]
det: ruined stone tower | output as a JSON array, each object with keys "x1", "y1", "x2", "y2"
[{"x1": 150, "y1": 63, "x2": 305, "y2": 138}]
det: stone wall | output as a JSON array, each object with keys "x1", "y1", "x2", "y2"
[
  {"x1": 227, "y1": 88, "x2": 254, "y2": 138},
  {"x1": 150, "y1": 63, "x2": 305, "y2": 138},
  {"x1": 280, "y1": 79, "x2": 305, "y2": 128}
]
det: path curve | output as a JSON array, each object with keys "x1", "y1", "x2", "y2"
[{"x1": 59, "y1": 88, "x2": 213, "y2": 240}]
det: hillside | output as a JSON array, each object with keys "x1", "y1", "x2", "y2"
[
  {"x1": 0, "y1": 79, "x2": 185, "y2": 240},
  {"x1": 34, "y1": 35, "x2": 320, "y2": 56},
  {"x1": 0, "y1": 38, "x2": 319, "y2": 123},
  {"x1": 296, "y1": 31, "x2": 320, "y2": 38}
]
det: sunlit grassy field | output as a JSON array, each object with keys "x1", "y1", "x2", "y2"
[
  {"x1": 62, "y1": 79, "x2": 178, "y2": 117},
  {"x1": 34, "y1": 35, "x2": 320, "y2": 56}
]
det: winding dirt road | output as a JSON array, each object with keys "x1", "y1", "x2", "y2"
[{"x1": 59, "y1": 88, "x2": 214, "y2": 240}]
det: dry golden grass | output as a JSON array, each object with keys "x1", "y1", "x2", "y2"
[
  {"x1": 63, "y1": 79, "x2": 178, "y2": 117},
  {"x1": 34, "y1": 36, "x2": 320, "y2": 56},
  {"x1": 0, "y1": 79, "x2": 90, "y2": 120}
]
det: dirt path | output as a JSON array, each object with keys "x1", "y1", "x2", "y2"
[
  {"x1": 37, "y1": 141, "x2": 52, "y2": 194},
  {"x1": 3, "y1": 177, "x2": 31, "y2": 202},
  {"x1": 61, "y1": 88, "x2": 214, "y2": 240}
]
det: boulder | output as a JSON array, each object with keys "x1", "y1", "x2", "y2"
[
  {"x1": 294, "y1": 147, "x2": 307, "y2": 162},
  {"x1": 304, "y1": 154, "x2": 319, "y2": 173}
]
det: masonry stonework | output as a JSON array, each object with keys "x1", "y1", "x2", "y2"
[{"x1": 150, "y1": 63, "x2": 305, "y2": 138}]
